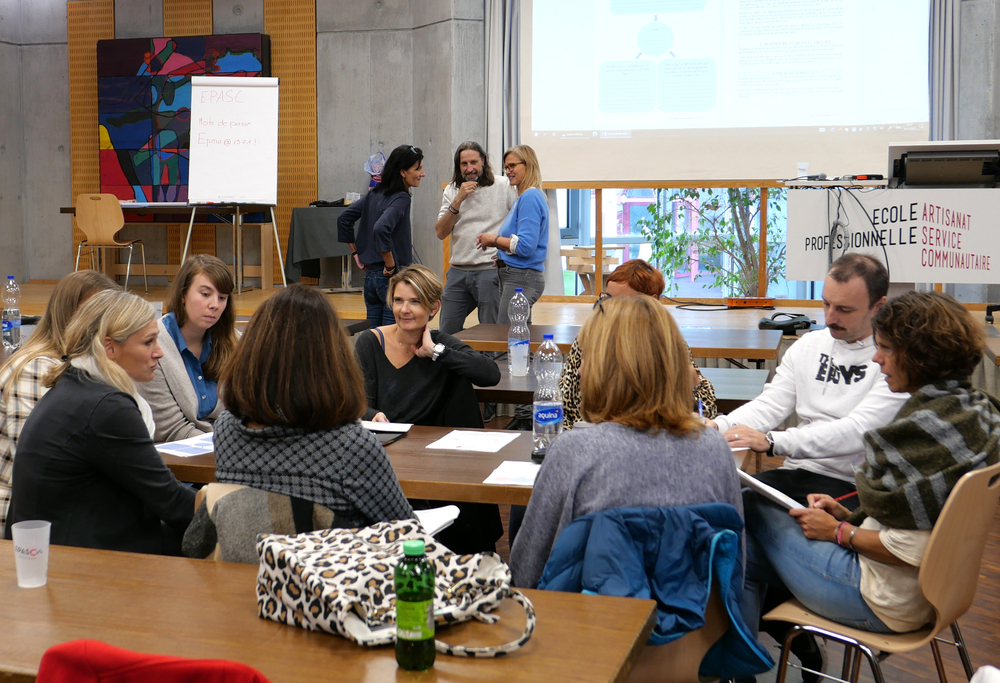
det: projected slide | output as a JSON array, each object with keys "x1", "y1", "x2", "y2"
[{"x1": 531, "y1": 0, "x2": 929, "y2": 134}]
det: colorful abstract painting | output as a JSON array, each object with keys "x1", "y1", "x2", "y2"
[{"x1": 97, "y1": 34, "x2": 270, "y2": 203}]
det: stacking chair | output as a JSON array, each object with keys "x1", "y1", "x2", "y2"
[
  {"x1": 763, "y1": 460, "x2": 1000, "y2": 683},
  {"x1": 74, "y1": 193, "x2": 148, "y2": 293}
]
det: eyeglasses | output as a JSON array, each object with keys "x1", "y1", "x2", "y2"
[
  {"x1": 593, "y1": 291, "x2": 611, "y2": 313},
  {"x1": 503, "y1": 161, "x2": 525, "y2": 173}
]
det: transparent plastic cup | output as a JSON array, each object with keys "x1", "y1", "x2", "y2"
[{"x1": 11, "y1": 520, "x2": 51, "y2": 588}]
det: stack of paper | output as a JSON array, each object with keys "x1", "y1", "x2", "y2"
[
  {"x1": 361, "y1": 421, "x2": 412, "y2": 433},
  {"x1": 426, "y1": 430, "x2": 520, "y2": 453},
  {"x1": 483, "y1": 461, "x2": 541, "y2": 487},
  {"x1": 737, "y1": 470, "x2": 804, "y2": 509},
  {"x1": 413, "y1": 505, "x2": 461, "y2": 536},
  {"x1": 157, "y1": 432, "x2": 215, "y2": 458}
]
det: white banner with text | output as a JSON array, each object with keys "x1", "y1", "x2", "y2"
[{"x1": 786, "y1": 188, "x2": 997, "y2": 283}]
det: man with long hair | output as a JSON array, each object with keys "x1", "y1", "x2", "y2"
[{"x1": 434, "y1": 141, "x2": 517, "y2": 334}]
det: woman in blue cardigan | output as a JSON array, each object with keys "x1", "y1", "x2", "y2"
[{"x1": 476, "y1": 144, "x2": 548, "y2": 323}]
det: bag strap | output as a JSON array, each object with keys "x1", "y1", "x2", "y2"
[{"x1": 432, "y1": 590, "x2": 536, "y2": 658}]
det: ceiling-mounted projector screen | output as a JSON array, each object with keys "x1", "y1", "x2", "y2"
[{"x1": 521, "y1": 0, "x2": 930, "y2": 183}]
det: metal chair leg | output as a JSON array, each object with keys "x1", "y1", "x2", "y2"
[
  {"x1": 123, "y1": 244, "x2": 133, "y2": 292},
  {"x1": 137, "y1": 240, "x2": 148, "y2": 293},
  {"x1": 950, "y1": 622, "x2": 975, "y2": 680},
  {"x1": 930, "y1": 638, "x2": 948, "y2": 683},
  {"x1": 850, "y1": 648, "x2": 863, "y2": 683},
  {"x1": 75, "y1": 242, "x2": 83, "y2": 272}
]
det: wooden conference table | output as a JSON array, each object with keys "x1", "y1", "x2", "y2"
[
  {"x1": 162, "y1": 426, "x2": 537, "y2": 506},
  {"x1": 474, "y1": 363, "x2": 770, "y2": 413},
  {"x1": 455, "y1": 324, "x2": 783, "y2": 363},
  {"x1": 0, "y1": 541, "x2": 656, "y2": 683}
]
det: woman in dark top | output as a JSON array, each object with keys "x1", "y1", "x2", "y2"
[
  {"x1": 355, "y1": 264, "x2": 501, "y2": 427},
  {"x1": 5, "y1": 290, "x2": 196, "y2": 554},
  {"x1": 355, "y1": 265, "x2": 503, "y2": 552},
  {"x1": 207, "y1": 284, "x2": 413, "y2": 529},
  {"x1": 338, "y1": 144, "x2": 425, "y2": 328}
]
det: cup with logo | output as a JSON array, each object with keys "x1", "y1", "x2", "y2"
[{"x1": 11, "y1": 520, "x2": 51, "y2": 588}]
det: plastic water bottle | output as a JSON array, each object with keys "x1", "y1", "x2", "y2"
[
  {"x1": 507, "y1": 288, "x2": 530, "y2": 377},
  {"x1": 2, "y1": 275, "x2": 21, "y2": 353},
  {"x1": 395, "y1": 539, "x2": 436, "y2": 671},
  {"x1": 532, "y1": 334, "x2": 564, "y2": 458}
]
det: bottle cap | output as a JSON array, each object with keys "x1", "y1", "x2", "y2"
[
  {"x1": 515, "y1": 288, "x2": 523, "y2": 293},
  {"x1": 543, "y1": 334, "x2": 554, "y2": 340},
  {"x1": 402, "y1": 539, "x2": 426, "y2": 556}
]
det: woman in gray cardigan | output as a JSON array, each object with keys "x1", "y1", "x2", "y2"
[{"x1": 138, "y1": 255, "x2": 238, "y2": 442}]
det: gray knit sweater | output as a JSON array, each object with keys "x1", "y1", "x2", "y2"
[{"x1": 509, "y1": 421, "x2": 743, "y2": 588}]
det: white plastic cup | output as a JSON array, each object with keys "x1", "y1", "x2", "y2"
[{"x1": 11, "y1": 520, "x2": 51, "y2": 588}]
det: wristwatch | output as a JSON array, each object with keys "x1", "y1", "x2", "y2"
[
  {"x1": 765, "y1": 431, "x2": 775, "y2": 456},
  {"x1": 431, "y1": 343, "x2": 446, "y2": 362}
]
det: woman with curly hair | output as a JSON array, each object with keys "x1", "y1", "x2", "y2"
[{"x1": 741, "y1": 291, "x2": 1000, "y2": 638}]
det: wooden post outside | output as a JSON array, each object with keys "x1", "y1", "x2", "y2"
[
  {"x1": 595, "y1": 188, "x2": 604, "y2": 296},
  {"x1": 758, "y1": 186, "x2": 768, "y2": 297}
]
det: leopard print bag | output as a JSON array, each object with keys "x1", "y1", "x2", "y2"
[{"x1": 255, "y1": 519, "x2": 536, "y2": 657}]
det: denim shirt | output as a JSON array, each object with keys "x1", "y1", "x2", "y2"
[{"x1": 161, "y1": 312, "x2": 217, "y2": 420}]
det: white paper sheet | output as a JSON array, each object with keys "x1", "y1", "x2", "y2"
[
  {"x1": 738, "y1": 470, "x2": 805, "y2": 509},
  {"x1": 426, "y1": 430, "x2": 520, "y2": 453},
  {"x1": 413, "y1": 505, "x2": 461, "y2": 536},
  {"x1": 361, "y1": 421, "x2": 413, "y2": 433},
  {"x1": 157, "y1": 432, "x2": 215, "y2": 458},
  {"x1": 483, "y1": 460, "x2": 541, "y2": 487}
]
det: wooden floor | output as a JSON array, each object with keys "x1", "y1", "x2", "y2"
[{"x1": 20, "y1": 282, "x2": 998, "y2": 679}]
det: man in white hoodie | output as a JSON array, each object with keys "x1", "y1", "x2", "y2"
[{"x1": 711, "y1": 253, "x2": 908, "y2": 506}]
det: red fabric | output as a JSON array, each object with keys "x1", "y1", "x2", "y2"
[{"x1": 37, "y1": 640, "x2": 271, "y2": 683}]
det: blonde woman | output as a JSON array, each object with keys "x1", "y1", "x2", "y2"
[
  {"x1": 138, "y1": 254, "x2": 238, "y2": 442},
  {"x1": 355, "y1": 265, "x2": 500, "y2": 427},
  {"x1": 476, "y1": 145, "x2": 548, "y2": 323},
  {"x1": 354, "y1": 265, "x2": 502, "y2": 554},
  {"x1": 0, "y1": 270, "x2": 116, "y2": 530},
  {"x1": 509, "y1": 296, "x2": 742, "y2": 588},
  {"x1": 5, "y1": 290, "x2": 196, "y2": 553}
]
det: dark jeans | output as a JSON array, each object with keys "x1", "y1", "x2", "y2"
[
  {"x1": 496, "y1": 265, "x2": 544, "y2": 325},
  {"x1": 363, "y1": 271, "x2": 395, "y2": 328},
  {"x1": 752, "y1": 467, "x2": 859, "y2": 511}
]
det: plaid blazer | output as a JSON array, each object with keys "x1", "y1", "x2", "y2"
[{"x1": 0, "y1": 355, "x2": 58, "y2": 531}]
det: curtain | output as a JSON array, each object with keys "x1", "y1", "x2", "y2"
[
  {"x1": 484, "y1": 0, "x2": 518, "y2": 165},
  {"x1": 929, "y1": 0, "x2": 961, "y2": 141}
]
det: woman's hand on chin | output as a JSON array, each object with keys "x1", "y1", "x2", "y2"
[{"x1": 412, "y1": 325, "x2": 436, "y2": 358}]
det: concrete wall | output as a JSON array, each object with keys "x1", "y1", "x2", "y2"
[{"x1": 318, "y1": 0, "x2": 485, "y2": 276}]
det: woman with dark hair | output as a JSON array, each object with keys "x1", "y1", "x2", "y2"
[
  {"x1": 208, "y1": 284, "x2": 412, "y2": 529},
  {"x1": 6, "y1": 290, "x2": 195, "y2": 554},
  {"x1": 560, "y1": 259, "x2": 717, "y2": 428},
  {"x1": 138, "y1": 254, "x2": 237, "y2": 442},
  {"x1": 742, "y1": 291, "x2": 999, "y2": 640},
  {"x1": 338, "y1": 144, "x2": 425, "y2": 327},
  {"x1": 0, "y1": 270, "x2": 117, "y2": 530}
]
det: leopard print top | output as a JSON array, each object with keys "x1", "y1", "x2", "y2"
[{"x1": 560, "y1": 339, "x2": 718, "y2": 429}]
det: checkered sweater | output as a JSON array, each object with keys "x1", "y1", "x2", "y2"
[
  {"x1": 0, "y1": 355, "x2": 58, "y2": 531},
  {"x1": 213, "y1": 411, "x2": 414, "y2": 528}
]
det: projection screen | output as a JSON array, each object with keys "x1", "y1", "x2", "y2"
[{"x1": 520, "y1": 0, "x2": 931, "y2": 183}]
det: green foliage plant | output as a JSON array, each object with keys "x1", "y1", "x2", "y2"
[{"x1": 636, "y1": 187, "x2": 787, "y2": 297}]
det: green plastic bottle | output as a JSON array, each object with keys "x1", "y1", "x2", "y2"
[{"x1": 395, "y1": 539, "x2": 436, "y2": 670}]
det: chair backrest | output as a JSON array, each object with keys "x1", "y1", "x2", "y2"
[
  {"x1": 75, "y1": 194, "x2": 125, "y2": 245},
  {"x1": 919, "y1": 460, "x2": 1000, "y2": 626}
]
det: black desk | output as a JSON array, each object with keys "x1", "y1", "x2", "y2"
[{"x1": 285, "y1": 206, "x2": 359, "y2": 290}]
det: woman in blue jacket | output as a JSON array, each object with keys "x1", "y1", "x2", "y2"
[
  {"x1": 476, "y1": 145, "x2": 548, "y2": 323},
  {"x1": 338, "y1": 144, "x2": 425, "y2": 328}
]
